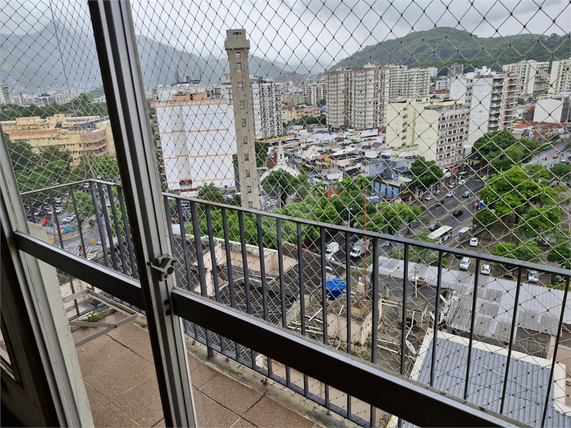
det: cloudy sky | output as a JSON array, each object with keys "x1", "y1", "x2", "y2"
[{"x1": 2, "y1": 0, "x2": 570, "y2": 72}]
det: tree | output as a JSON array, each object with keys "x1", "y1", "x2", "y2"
[
  {"x1": 39, "y1": 146, "x2": 73, "y2": 172},
  {"x1": 6, "y1": 135, "x2": 38, "y2": 172},
  {"x1": 513, "y1": 240, "x2": 542, "y2": 262},
  {"x1": 551, "y1": 163, "x2": 571, "y2": 181},
  {"x1": 518, "y1": 207, "x2": 564, "y2": 238},
  {"x1": 369, "y1": 203, "x2": 421, "y2": 235},
  {"x1": 472, "y1": 208, "x2": 499, "y2": 237},
  {"x1": 73, "y1": 191, "x2": 96, "y2": 222},
  {"x1": 255, "y1": 141, "x2": 268, "y2": 168},
  {"x1": 409, "y1": 157, "x2": 443, "y2": 192},
  {"x1": 492, "y1": 241, "x2": 517, "y2": 259},
  {"x1": 197, "y1": 183, "x2": 225, "y2": 204},
  {"x1": 473, "y1": 131, "x2": 538, "y2": 173},
  {"x1": 261, "y1": 170, "x2": 299, "y2": 206},
  {"x1": 317, "y1": 99, "x2": 326, "y2": 106},
  {"x1": 548, "y1": 244, "x2": 571, "y2": 269}
]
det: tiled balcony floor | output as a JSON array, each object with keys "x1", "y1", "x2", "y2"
[{"x1": 72, "y1": 311, "x2": 347, "y2": 428}]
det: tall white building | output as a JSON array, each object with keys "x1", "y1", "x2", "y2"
[
  {"x1": 386, "y1": 99, "x2": 467, "y2": 168},
  {"x1": 326, "y1": 65, "x2": 389, "y2": 129},
  {"x1": 250, "y1": 76, "x2": 283, "y2": 140},
  {"x1": 326, "y1": 64, "x2": 431, "y2": 129},
  {"x1": 152, "y1": 89, "x2": 236, "y2": 194},
  {"x1": 388, "y1": 66, "x2": 431, "y2": 100},
  {"x1": 0, "y1": 83, "x2": 10, "y2": 105},
  {"x1": 450, "y1": 70, "x2": 518, "y2": 153},
  {"x1": 549, "y1": 58, "x2": 571, "y2": 94},
  {"x1": 304, "y1": 81, "x2": 326, "y2": 106},
  {"x1": 533, "y1": 93, "x2": 571, "y2": 124},
  {"x1": 502, "y1": 60, "x2": 549, "y2": 95},
  {"x1": 222, "y1": 75, "x2": 283, "y2": 141}
]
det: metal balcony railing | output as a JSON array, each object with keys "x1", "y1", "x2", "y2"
[{"x1": 20, "y1": 179, "x2": 571, "y2": 427}]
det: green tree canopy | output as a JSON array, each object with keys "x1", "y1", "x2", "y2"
[
  {"x1": 551, "y1": 163, "x2": 571, "y2": 181},
  {"x1": 409, "y1": 157, "x2": 443, "y2": 191}
]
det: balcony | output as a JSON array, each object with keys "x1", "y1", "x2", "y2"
[{"x1": 15, "y1": 179, "x2": 571, "y2": 428}]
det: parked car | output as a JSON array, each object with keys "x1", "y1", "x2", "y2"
[
  {"x1": 452, "y1": 210, "x2": 464, "y2": 217},
  {"x1": 553, "y1": 154, "x2": 559, "y2": 159},
  {"x1": 527, "y1": 270, "x2": 538, "y2": 283},
  {"x1": 481, "y1": 264, "x2": 491, "y2": 275},
  {"x1": 459, "y1": 257, "x2": 471, "y2": 270},
  {"x1": 504, "y1": 265, "x2": 516, "y2": 278},
  {"x1": 446, "y1": 192, "x2": 454, "y2": 198},
  {"x1": 428, "y1": 224, "x2": 441, "y2": 232},
  {"x1": 424, "y1": 194, "x2": 434, "y2": 201},
  {"x1": 469, "y1": 237, "x2": 479, "y2": 247},
  {"x1": 462, "y1": 191, "x2": 470, "y2": 198},
  {"x1": 448, "y1": 183, "x2": 455, "y2": 188},
  {"x1": 435, "y1": 201, "x2": 444, "y2": 207}
]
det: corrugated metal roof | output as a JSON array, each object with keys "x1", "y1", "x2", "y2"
[
  {"x1": 404, "y1": 336, "x2": 571, "y2": 427},
  {"x1": 447, "y1": 276, "x2": 571, "y2": 340}
]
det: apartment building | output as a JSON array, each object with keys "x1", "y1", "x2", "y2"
[
  {"x1": 282, "y1": 105, "x2": 322, "y2": 123},
  {"x1": 151, "y1": 90, "x2": 237, "y2": 194},
  {"x1": 386, "y1": 99, "x2": 467, "y2": 168},
  {"x1": 549, "y1": 58, "x2": 571, "y2": 94},
  {"x1": 450, "y1": 70, "x2": 518, "y2": 152},
  {"x1": 326, "y1": 64, "x2": 431, "y2": 129},
  {"x1": 326, "y1": 64, "x2": 390, "y2": 129},
  {"x1": 533, "y1": 93, "x2": 571, "y2": 124},
  {"x1": 2, "y1": 114, "x2": 113, "y2": 167},
  {"x1": 304, "y1": 80, "x2": 326, "y2": 106},
  {"x1": 222, "y1": 75, "x2": 283, "y2": 140},
  {"x1": 388, "y1": 65, "x2": 431, "y2": 100},
  {"x1": 0, "y1": 83, "x2": 11, "y2": 105},
  {"x1": 502, "y1": 60, "x2": 549, "y2": 95},
  {"x1": 282, "y1": 93, "x2": 306, "y2": 106},
  {"x1": 249, "y1": 76, "x2": 283, "y2": 140}
]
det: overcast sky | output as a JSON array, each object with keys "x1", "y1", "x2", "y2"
[{"x1": 2, "y1": 0, "x2": 570, "y2": 71}]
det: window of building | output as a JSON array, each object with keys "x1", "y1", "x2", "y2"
[
  {"x1": 235, "y1": 52, "x2": 241, "y2": 58},
  {"x1": 238, "y1": 82, "x2": 244, "y2": 91},
  {"x1": 241, "y1": 118, "x2": 246, "y2": 127},
  {"x1": 236, "y1": 62, "x2": 242, "y2": 73},
  {"x1": 248, "y1": 201, "x2": 253, "y2": 208},
  {"x1": 240, "y1": 100, "x2": 245, "y2": 110},
  {"x1": 245, "y1": 169, "x2": 250, "y2": 177},
  {"x1": 243, "y1": 137, "x2": 248, "y2": 145},
  {"x1": 247, "y1": 185, "x2": 252, "y2": 194}
]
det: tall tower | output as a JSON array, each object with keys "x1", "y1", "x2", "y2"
[{"x1": 225, "y1": 29, "x2": 260, "y2": 210}]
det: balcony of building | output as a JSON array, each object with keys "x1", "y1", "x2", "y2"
[{"x1": 9, "y1": 178, "x2": 571, "y2": 428}]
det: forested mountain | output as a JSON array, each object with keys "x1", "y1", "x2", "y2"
[
  {"x1": 332, "y1": 27, "x2": 570, "y2": 72},
  {"x1": 0, "y1": 23, "x2": 292, "y2": 93}
]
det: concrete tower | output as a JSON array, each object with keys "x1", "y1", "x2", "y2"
[{"x1": 225, "y1": 29, "x2": 260, "y2": 209}]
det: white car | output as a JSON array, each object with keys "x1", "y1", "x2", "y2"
[
  {"x1": 425, "y1": 194, "x2": 434, "y2": 201},
  {"x1": 446, "y1": 192, "x2": 454, "y2": 198},
  {"x1": 469, "y1": 237, "x2": 479, "y2": 247},
  {"x1": 527, "y1": 270, "x2": 538, "y2": 283},
  {"x1": 481, "y1": 264, "x2": 491, "y2": 275},
  {"x1": 459, "y1": 257, "x2": 471, "y2": 270}
]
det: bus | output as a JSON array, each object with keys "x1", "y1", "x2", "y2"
[{"x1": 427, "y1": 225, "x2": 453, "y2": 244}]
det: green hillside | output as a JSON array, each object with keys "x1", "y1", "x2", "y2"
[{"x1": 332, "y1": 27, "x2": 570, "y2": 72}]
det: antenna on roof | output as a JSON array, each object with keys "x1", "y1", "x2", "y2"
[{"x1": 175, "y1": 67, "x2": 181, "y2": 84}]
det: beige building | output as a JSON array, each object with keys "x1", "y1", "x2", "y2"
[
  {"x1": 502, "y1": 60, "x2": 549, "y2": 95},
  {"x1": 225, "y1": 29, "x2": 261, "y2": 210},
  {"x1": 282, "y1": 93, "x2": 306, "y2": 106},
  {"x1": 386, "y1": 99, "x2": 467, "y2": 168},
  {"x1": 2, "y1": 114, "x2": 114, "y2": 168},
  {"x1": 281, "y1": 105, "x2": 322, "y2": 123},
  {"x1": 549, "y1": 58, "x2": 571, "y2": 94}
]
